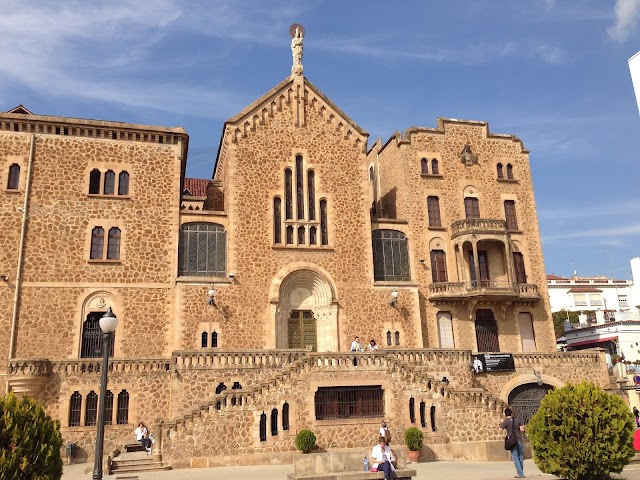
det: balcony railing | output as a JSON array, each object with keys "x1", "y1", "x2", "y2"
[
  {"x1": 451, "y1": 218, "x2": 507, "y2": 239},
  {"x1": 428, "y1": 281, "x2": 540, "y2": 301}
]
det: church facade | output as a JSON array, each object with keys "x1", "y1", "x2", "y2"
[{"x1": 0, "y1": 29, "x2": 610, "y2": 467}]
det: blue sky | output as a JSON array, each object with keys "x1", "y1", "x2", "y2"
[{"x1": 1, "y1": 0, "x2": 639, "y2": 279}]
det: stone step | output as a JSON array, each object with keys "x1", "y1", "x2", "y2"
[
  {"x1": 111, "y1": 463, "x2": 172, "y2": 473},
  {"x1": 112, "y1": 458, "x2": 154, "y2": 467}
]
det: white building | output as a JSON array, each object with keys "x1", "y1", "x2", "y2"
[
  {"x1": 630, "y1": 51, "x2": 640, "y2": 114},
  {"x1": 563, "y1": 313, "x2": 640, "y2": 362}
]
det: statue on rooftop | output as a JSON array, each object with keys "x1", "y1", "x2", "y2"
[{"x1": 290, "y1": 24, "x2": 305, "y2": 76}]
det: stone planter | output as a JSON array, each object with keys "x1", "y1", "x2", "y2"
[{"x1": 407, "y1": 450, "x2": 420, "y2": 463}]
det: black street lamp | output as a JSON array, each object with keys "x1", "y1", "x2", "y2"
[{"x1": 92, "y1": 307, "x2": 118, "y2": 480}]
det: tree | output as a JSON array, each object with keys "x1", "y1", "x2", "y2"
[
  {"x1": 0, "y1": 393, "x2": 63, "y2": 480},
  {"x1": 527, "y1": 381, "x2": 634, "y2": 480},
  {"x1": 552, "y1": 310, "x2": 579, "y2": 340}
]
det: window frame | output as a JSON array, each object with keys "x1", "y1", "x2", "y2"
[
  {"x1": 7, "y1": 163, "x2": 20, "y2": 190},
  {"x1": 427, "y1": 196, "x2": 442, "y2": 227},
  {"x1": 372, "y1": 229, "x2": 411, "y2": 282},
  {"x1": 178, "y1": 222, "x2": 227, "y2": 277},
  {"x1": 464, "y1": 197, "x2": 480, "y2": 219}
]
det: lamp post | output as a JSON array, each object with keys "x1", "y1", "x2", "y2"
[{"x1": 92, "y1": 307, "x2": 118, "y2": 480}]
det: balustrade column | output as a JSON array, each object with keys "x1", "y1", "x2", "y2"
[
  {"x1": 471, "y1": 241, "x2": 481, "y2": 287},
  {"x1": 504, "y1": 240, "x2": 515, "y2": 287}
]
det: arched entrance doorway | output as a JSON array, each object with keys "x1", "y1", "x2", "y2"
[
  {"x1": 508, "y1": 383, "x2": 552, "y2": 424},
  {"x1": 273, "y1": 268, "x2": 338, "y2": 351}
]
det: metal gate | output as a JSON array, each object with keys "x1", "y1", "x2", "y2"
[
  {"x1": 475, "y1": 309, "x2": 499, "y2": 352},
  {"x1": 508, "y1": 383, "x2": 552, "y2": 424}
]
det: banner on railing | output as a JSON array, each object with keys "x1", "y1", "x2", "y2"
[{"x1": 471, "y1": 353, "x2": 515, "y2": 373}]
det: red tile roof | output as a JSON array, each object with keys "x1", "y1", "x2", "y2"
[
  {"x1": 568, "y1": 287, "x2": 603, "y2": 293},
  {"x1": 183, "y1": 178, "x2": 209, "y2": 197},
  {"x1": 546, "y1": 274, "x2": 568, "y2": 280}
]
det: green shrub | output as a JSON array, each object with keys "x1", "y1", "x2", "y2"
[
  {"x1": 0, "y1": 392, "x2": 63, "y2": 480},
  {"x1": 527, "y1": 381, "x2": 634, "y2": 480},
  {"x1": 294, "y1": 428, "x2": 316, "y2": 454},
  {"x1": 404, "y1": 427, "x2": 424, "y2": 451}
]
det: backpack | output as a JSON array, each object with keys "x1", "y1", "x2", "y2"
[{"x1": 384, "y1": 427, "x2": 392, "y2": 444}]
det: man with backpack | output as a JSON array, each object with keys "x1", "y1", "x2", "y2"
[{"x1": 379, "y1": 420, "x2": 392, "y2": 446}]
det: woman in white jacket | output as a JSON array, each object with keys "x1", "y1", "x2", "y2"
[{"x1": 371, "y1": 436, "x2": 395, "y2": 480}]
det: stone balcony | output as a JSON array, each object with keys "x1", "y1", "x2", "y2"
[
  {"x1": 450, "y1": 218, "x2": 508, "y2": 240},
  {"x1": 428, "y1": 281, "x2": 540, "y2": 302}
]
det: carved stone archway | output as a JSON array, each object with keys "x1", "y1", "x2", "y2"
[{"x1": 271, "y1": 268, "x2": 338, "y2": 351}]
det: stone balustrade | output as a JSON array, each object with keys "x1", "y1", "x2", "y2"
[{"x1": 172, "y1": 349, "x2": 308, "y2": 369}]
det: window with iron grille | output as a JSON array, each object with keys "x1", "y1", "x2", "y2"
[
  {"x1": 409, "y1": 397, "x2": 416, "y2": 423},
  {"x1": 117, "y1": 390, "x2": 129, "y2": 425},
  {"x1": 90, "y1": 227, "x2": 105, "y2": 259},
  {"x1": 201, "y1": 331, "x2": 208, "y2": 348},
  {"x1": 421, "y1": 158, "x2": 428, "y2": 175},
  {"x1": 315, "y1": 386, "x2": 384, "y2": 420},
  {"x1": 431, "y1": 159, "x2": 439, "y2": 175},
  {"x1": 103, "y1": 170, "x2": 115, "y2": 195},
  {"x1": 259, "y1": 412, "x2": 267, "y2": 442},
  {"x1": 104, "y1": 390, "x2": 114, "y2": 425},
  {"x1": 212, "y1": 331, "x2": 218, "y2": 347},
  {"x1": 296, "y1": 155, "x2": 304, "y2": 220},
  {"x1": 178, "y1": 223, "x2": 226, "y2": 277},
  {"x1": 271, "y1": 408, "x2": 278, "y2": 436},
  {"x1": 506, "y1": 164, "x2": 514, "y2": 179},
  {"x1": 68, "y1": 392, "x2": 82, "y2": 427},
  {"x1": 286, "y1": 226, "x2": 294, "y2": 245},
  {"x1": 496, "y1": 163, "x2": 504, "y2": 179},
  {"x1": 427, "y1": 196, "x2": 441, "y2": 227},
  {"x1": 118, "y1": 171, "x2": 129, "y2": 195},
  {"x1": 475, "y1": 309, "x2": 499, "y2": 352},
  {"x1": 81, "y1": 312, "x2": 114, "y2": 358},
  {"x1": 107, "y1": 227, "x2": 121, "y2": 260},
  {"x1": 395, "y1": 331, "x2": 400, "y2": 346},
  {"x1": 320, "y1": 199, "x2": 328, "y2": 246},
  {"x1": 387, "y1": 331, "x2": 392, "y2": 346},
  {"x1": 504, "y1": 200, "x2": 518, "y2": 230},
  {"x1": 273, "y1": 197, "x2": 282, "y2": 244},
  {"x1": 430, "y1": 250, "x2": 447, "y2": 282},
  {"x1": 308, "y1": 171, "x2": 316, "y2": 220},
  {"x1": 372, "y1": 230, "x2": 410, "y2": 281},
  {"x1": 7, "y1": 164, "x2": 20, "y2": 190},
  {"x1": 285, "y1": 169, "x2": 293, "y2": 220},
  {"x1": 85, "y1": 391, "x2": 98, "y2": 426},
  {"x1": 282, "y1": 402, "x2": 290, "y2": 431},
  {"x1": 464, "y1": 197, "x2": 480, "y2": 219}
]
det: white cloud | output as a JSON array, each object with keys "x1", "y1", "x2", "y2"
[
  {"x1": 542, "y1": 223, "x2": 640, "y2": 244},
  {"x1": 608, "y1": 0, "x2": 640, "y2": 42},
  {"x1": 538, "y1": 199, "x2": 640, "y2": 221}
]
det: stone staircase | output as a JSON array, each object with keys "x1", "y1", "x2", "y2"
[{"x1": 109, "y1": 445, "x2": 171, "y2": 475}]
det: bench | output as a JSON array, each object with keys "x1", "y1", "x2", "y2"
[{"x1": 286, "y1": 449, "x2": 417, "y2": 480}]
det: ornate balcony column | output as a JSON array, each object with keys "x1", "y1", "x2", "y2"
[{"x1": 471, "y1": 241, "x2": 481, "y2": 287}]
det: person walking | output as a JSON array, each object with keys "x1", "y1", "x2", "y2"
[
  {"x1": 633, "y1": 406, "x2": 639, "y2": 427},
  {"x1": 499, "y1": 407, "x2": 525, "y2": 478}
]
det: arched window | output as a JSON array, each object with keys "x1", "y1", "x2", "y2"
[
  {"x1": 475, "y1": 309, "x2": 499, "y2": 352},
  {"x1": 273, "y1": 197, "x2": 282, "y2": 244},
  {"x1": 285, "y1": 169, "x2": 293, "y2": 220},
  {"x1": 116, "y1": 390, "x2": 129, "y2": 425},
  {"x1": 372, "y1": 230, "x2": 410, "y2": 281},
  {"x1": 430, "y1": 250, "x2": 447, "y2": 282},
  {"x1": 286, "y1": 226, "x2": 294, "y2": 245},
  {"x1": 421, "y1": 158, "x2": 428, "y2": 175},
  {"x1": 387, "y1": 331, "x2": 392, "y2": 346},
  {"x1": 104, "y1": 390, "x2": 114, "y2": 425},
  {"x1": 420, "y1": 401, "x2": 426, "y2": 428},
  {"x1": 427, "y1": 196, "x2": 441, "y2": 227},
  {"x1": 260, "y1": 412, "x2": 267, "y2": 442},
  {"x1": 506, "y1": 164, "x2": 514, "y2": 180},
  {"x1": 307, "y1": 170, "x2": 316, "y2": 220},
  {"x1": 90, "y1": 227, "x2": 104, "y2": 260},
  {"x1": 7, "y1": 164, "x2": 20, "y2": 190},
  {"x1": 297, "y1": 226, "x2": 305, "y2": 245},
  {"x1": 215, "y1": 382, "x2": 227, "y2": 394},
  {"x1": 504, "y1": 200, "x2": 518, "y2": 230},
  {"x1": 69, "y1": 392, "x2": 82, "y2": 427},
  {"x1": 282, "y1": 402, "x2": 290, "y2": 431},
  {"x1": 85, "y1": 391, "x2": 98, "y2": 426},
  {"x1": 107, "y1": 227, "x2": 121, "y2": 260},
  {"x1": 320, "y1": 199, "x2": 328, "y2": 246},
  {"x1": 496, "y1": 163, "x2": 504, "y2": 179},
  {"x1": 201, "y1": 331, "x2": 208, "y2": 348},
  {"x1": 395, "y1": 331, "x2": 401, "y2": 346},
  {"x1": 409, "y1": 397, "x2": 416, "y2": 423},
  {"x1": 437, "y1": 312, "x2": 455, "y2": 348},
  {"x1": 431, "y1": 159, "x2": 439, "y2": 175},
  {"x1": 369, "y1": 166, "x2": 375, "y2": 182},
  {"x1": 309, "y1": 226, "x2": 317, "y2": 245},
  {"x1": 178, "y1": 223, "x2": 226, "y2": 277},
  {"x1": 430, "y1": 405, "x2": 437, "y2": 431},
  {"x1": 232, "y1": 382, "x2": 242, "y2": 390},
  {"x1": 89, "y1": 169, "x2": 101, "y2": 194},
  {"x1": 103, "y1": 170, "x2": 115, "y2": 195},
  {"x1": 81, "y1": 312, "x2": 114, "y2": 358},
  {"x1": 271, "y1": 408, "x2": 279, "y2": 436},
  {"x1": 212, "y1": 331, "x2": 218, "y2": 348},
  {"x1": 118, "y1": 171, "x2": 129, "y2": 195},
  {"x1": 296, "y1": 155, "x2": 304, "y2": 220},
  {"x1": 464, "y1": 197, "x2": 480, "y2": 219}
]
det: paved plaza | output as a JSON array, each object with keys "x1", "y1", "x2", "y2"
[{"x1": 60, "y1": 459, "x2": 640, "y2": 480}]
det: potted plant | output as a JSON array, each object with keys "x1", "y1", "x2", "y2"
[
  {"x1": 294, "y1": 428, "x2": 316, "y2": 454},
  {"x1": 404, "y1": 427, "x2": 423, "y2": 463}
]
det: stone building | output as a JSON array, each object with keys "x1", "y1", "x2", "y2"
[{"x1": 0, "y1": 29, "x2": 610, "y2": 468}]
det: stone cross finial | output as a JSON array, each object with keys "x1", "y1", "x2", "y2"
[{"x1": 290, "y1": 23, "x2": 305, "y2": 76}]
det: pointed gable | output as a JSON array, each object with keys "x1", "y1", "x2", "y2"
[{"x1": 7, "y1": 104, "x2": 33, "y2": 115}]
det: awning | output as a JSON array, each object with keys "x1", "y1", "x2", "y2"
[{"x1": 567, "y1": 336, "x2": 618, "y2": 348}]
